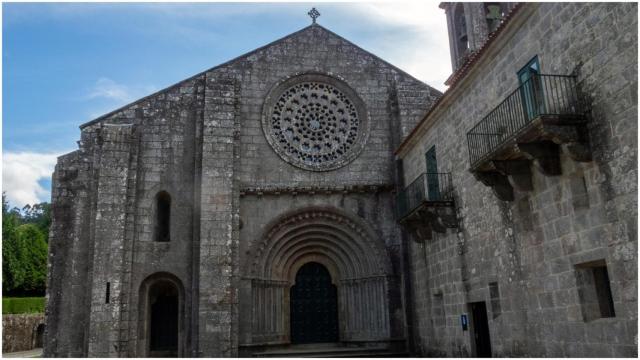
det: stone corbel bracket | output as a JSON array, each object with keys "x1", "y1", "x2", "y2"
[
  {"x1": 401, "y1": 204, "x2": 459, "y2": 243},
  {"x1": 471, "y1": 117, "x2": 592, "y2": 202},
  {"x1": 538, "y1": 118, "x2": 592, "y2": 162},
  {"x1": 473, "y1": 170, "x2": 514, "y2": 202}
]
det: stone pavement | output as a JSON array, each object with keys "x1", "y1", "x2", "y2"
[{"x1": 3, "y1": 348, "x2": 42, "y2": 358}]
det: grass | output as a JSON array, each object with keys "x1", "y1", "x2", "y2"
[{"x1": 2, "y1": 297, "x2": 45, "y2": 314}]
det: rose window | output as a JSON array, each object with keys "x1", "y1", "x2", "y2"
[{"x1": 262, "y1": 74, "x2": 369, "y2": 171}]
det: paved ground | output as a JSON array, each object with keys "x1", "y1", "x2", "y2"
[{"x1": 3, "y1": 348, "x2": 42, "y2": 358}]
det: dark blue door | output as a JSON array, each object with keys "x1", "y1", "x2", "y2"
[
  {"x1": 425, "y1": 146, "x2": 440, "y2": 200},
  {"x1": 518, "y1": 56, "x2": 544, "y2": 120},
  {"x1": 290, "y1": 262, "x2": 339, "y2": 343}
]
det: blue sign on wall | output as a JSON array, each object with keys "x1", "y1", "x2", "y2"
[{"x1": 461, "y1": 314, "x2": 468, "y2": 331}]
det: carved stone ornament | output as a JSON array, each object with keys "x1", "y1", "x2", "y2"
[{"x1": 262, "y1": 73, "x2": 370, "y2": 171}]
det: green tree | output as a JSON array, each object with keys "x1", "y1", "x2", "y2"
[
  {"x1": 2, "y1": 193, "x2": 50, "y2": 295},
  {"x1": 2, "y1": 193, "x2": 22, "y2": 221},
  {"x1": 21, "y1": 202, "x2": 51, "y2": 241},
  {"x1": 2, "y1": 202, "x2": 23, "y2": 293},
  {"x1": 15, "y1": 224, "x2": 48, "y2": 294}
]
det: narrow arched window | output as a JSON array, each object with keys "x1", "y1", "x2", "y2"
[
  {"x1": 453, "y1": 4, "x2": 468, "y2": 67},
  {"x1": 155, "y1": 191, "x2": 171, "y2": 242}
]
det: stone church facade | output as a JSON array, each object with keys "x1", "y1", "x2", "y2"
[
  {"x1": 44, "y1": 21, "x2": 440, "y2": 357},
  {"x1": 44, "y1": 3, "x2": 637, "y2": 358}
]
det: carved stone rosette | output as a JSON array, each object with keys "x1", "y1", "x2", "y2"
[{"x1": 262, "y1": 73, "x2": 370, "y2": 171}]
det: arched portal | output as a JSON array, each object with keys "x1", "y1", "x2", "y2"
[
  {"x1": 34, "y1": 324, "x2": 45, "y2": 348},
  {"x1": 246, "y1": 208, "x2": 392, "y2": 345},
  {"x1": 290, "y1": 262, "x2": 339, "y2": 343},
  {"x1": 138, "y1": 272, "x2": 184, "y2": 357}
]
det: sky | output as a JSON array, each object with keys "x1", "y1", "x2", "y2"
[{"x1": 2, "y1": 1, "x2": 452, "y2": 208}]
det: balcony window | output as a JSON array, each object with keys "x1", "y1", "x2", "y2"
[
  {"x1": 465, "y1": 70, "x2": 591, "y2": 201},
  {"x1": 397, "y1": 172, "x2": 454, "y2": 221}
]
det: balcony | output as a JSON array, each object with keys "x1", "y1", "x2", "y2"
[
  {"x1": 397, "y1": 173, "x2": 457, "y2": 241},
  {"x1": 466, "y1": 74, "x2": 591, "y2": 201}
]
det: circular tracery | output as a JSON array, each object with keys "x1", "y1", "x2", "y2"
[{"x1": 262, "y1": 74, "x2": 369, "y2": 171}]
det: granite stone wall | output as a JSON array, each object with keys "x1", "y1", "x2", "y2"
[
  {"x1": 2, "y1": 314, "x2": 45, "y2": 353},
  {"x1": 399, "y1": 2, "x2": 637, "y2": 357},
  {"x1": 44, "y1": 24, "x2": 441, "y2": 357}
]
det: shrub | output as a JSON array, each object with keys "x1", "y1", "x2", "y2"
[
  {"x1": 2, "y1": 223, "x2": 48, "y2": 295},
  {"x1": 2, "y1": 297, "x2": 45, "y2": 314}
]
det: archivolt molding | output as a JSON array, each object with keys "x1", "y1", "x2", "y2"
[
  {"x1": 247, "y1": 207, "x2": 391, "y2": 281},
  {"x1": 138, "y1": 271, "x2": 185, "y2": 298}
]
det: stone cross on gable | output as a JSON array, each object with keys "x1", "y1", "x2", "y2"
[{"x1": 308, "y1": 7, "x2": 320, "y2": 24}]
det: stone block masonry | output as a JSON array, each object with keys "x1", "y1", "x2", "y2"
[
  {"x1": 2, "y1": 314, "x2": 45, "y2": 353},
  {"x1": 197, "y1": 72, "x2": 240, "y2": 357},
  {"x1": 44, "y1": 22, "x2": 441, "y2": 357},
  {"x1": 398, "y1": 2, "x2": 637, "y2": 357},
  {"x1": 87, "y1": 124, "x2": 136, "y2": 357}
]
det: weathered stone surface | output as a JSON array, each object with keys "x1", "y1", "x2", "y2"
[
  {"x1": 399, "y1": 2, "x2": 637, "y2": 357},
  {"x1": 2, "y1": 314, "x2": 45, "y2": 353},
  {"x1": 44, "y1": 23, "x2": 440, "y2": 357},
  {"x1": 43, "y1": 3, "x2": 637, "y2": 358}
]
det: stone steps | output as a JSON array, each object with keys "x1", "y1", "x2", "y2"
[
  {"x1": 252, "y1": 343, "x2": 407, "y2": 358},
  {"x1": 3, "y1": 348, "x2": 42, "y2": 358}
]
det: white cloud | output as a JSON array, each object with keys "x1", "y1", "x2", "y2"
[
  {"x1": 348, "y1": 2, "x2": 452, "y2": 91},
  {"x1": 87, "y1": 77, "x2": 132, "y2": 102},
  {"x1": 2, "y1": 151, "x2": 65, "y2": 208},
  {"x1": 85, "y1": 77, "x2": 157, "y2": 104},
  {"x1": 72, "y1": 3, "x2": 452, "y2": 91},
  {"x1": 82, "y1": 78, "x2": 159, "y2": 120}
]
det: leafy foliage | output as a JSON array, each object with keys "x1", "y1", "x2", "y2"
[
  {"x1": 2, "y1": 193, "x2": 50, "y2": 296},
  {"x1": 20, "y1": 203, "x2": 51, "y2": 238}
]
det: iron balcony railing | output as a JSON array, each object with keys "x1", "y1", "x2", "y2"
[
  {"x1": 466, "y1": 74, "x2": 585, "y2": 168},
  {"x1": 397, "y1": 172, "x2": 454, "y2": 220}
]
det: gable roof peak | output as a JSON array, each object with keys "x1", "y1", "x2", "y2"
[{"x1": 81, "y1": 22, "x2": 439, "y2": 129}]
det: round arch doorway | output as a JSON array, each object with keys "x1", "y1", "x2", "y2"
[
  {"x1": 290, "y1": 262, "x2": 339, "y2": 344},
  {"x1": 138, "y1": 273, "x2": 184, "y2": 357},
  {"x1": 148, "y1": 281, "x2": 178, "y2": 356}
]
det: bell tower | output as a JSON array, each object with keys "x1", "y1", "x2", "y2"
[{"x1": 440, "y1": 2, "x2": 518, "y2": 72}]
